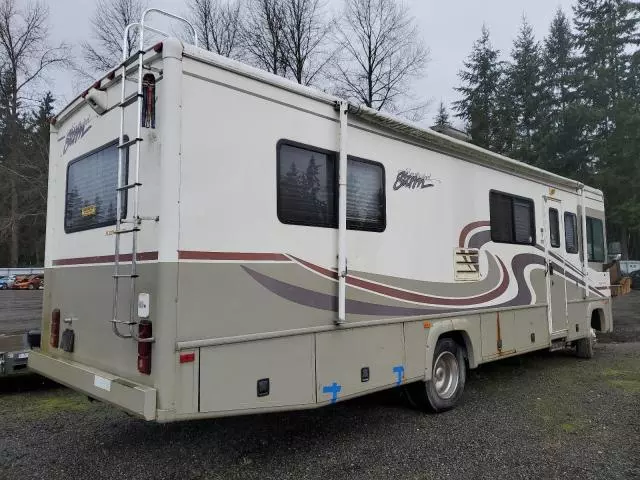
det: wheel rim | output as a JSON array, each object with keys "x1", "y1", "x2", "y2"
[{"x1": 433, "y1": 351, "x2": 460, "y2": 399}]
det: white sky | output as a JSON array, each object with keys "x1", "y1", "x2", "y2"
[{"x1": 46, "y1": 0, "x2": 577, "y2": 123}]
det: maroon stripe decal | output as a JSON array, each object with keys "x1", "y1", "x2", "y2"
[
  {"x1": 178, "y1": 251, "x2": 290, "y2": 261},
  {"x1": 53, "y1": 251, "x2": 158, "y2": 266},
  {"x1": 459, "y1": 221, "x2": 490, "y2": 248},
  {"x1": 292, "y1": 255, "x2": 510, "y2": 306}
]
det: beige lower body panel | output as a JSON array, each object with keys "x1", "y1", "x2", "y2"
[{"x1": 28, "y1": 350, "x2": 157, "y2": 421}]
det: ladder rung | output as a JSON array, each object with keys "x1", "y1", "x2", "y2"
[
  {"x1": 122, "y1": 50, "x2": 146, "y2": 68},
  {"x1": 121, "y1": 92, "x2": 142, "y2": 108},
  {"x1": 119, "y1": 137, "x2": 143, "y2": 149},
  {"x1": 143, "y1": 65, "x2": 162, "y2": 74},
  {"x1": 117, "y1": 182, "x2": 142, "y2": 191},
  {"x1": 111, "y1": 319, "x2": 137, "y2": 326},
  {"x1": 120, "y1": 215, "x2": 159, "y2": 224},
  {"x1": 113, "y1": 274, "x2": 139, "y2": 278},
  {"x1": 114, "y1": 227, "x2": 140, "y2": 235}
]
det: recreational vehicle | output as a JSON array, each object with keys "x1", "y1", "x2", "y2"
[{"x1": 29, "y1": 9, "x2": 612, "y2": 422}]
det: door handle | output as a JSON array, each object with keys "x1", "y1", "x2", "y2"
[{"x1": 548, "y1": 263, "x2": 554, "y2": 276}]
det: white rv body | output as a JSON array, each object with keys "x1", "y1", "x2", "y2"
[{"x1": 30, "y1": 37, "x2": 612, "y2": 422}]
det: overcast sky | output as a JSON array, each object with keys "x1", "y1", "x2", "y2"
[{"x1": 47, "y1": 0, "x2": 577, "y2": 123}]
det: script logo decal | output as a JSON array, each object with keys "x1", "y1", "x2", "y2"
[
  {"x1": 63, "y1": 118, "x2": 92, "y2": 154},
  {"x1": 393, "y1": 169, "x2": 439, "y2": 191}
]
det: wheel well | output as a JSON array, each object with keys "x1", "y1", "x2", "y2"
[
  {"x1": 591, "y1": 309, "x2": 604, "y2": 331},
  {"x1": 439, "y1": 330, "x2": 472, "y2": 363}
]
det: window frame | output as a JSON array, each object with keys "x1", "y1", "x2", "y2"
[
  {"x1": 548, "y1": 207, "x2": 560, "y2": 248},
  {"x1": 64, "y1": 137, "x2": 129, "y2": 234},
  {"x1": 564, "y1": 212, "x2": 579, "y2": 254},
  {"x1": 586, "y1": 216, "x2": 605, "y2": 263},
  {"x1": 345, "y1": 155, "x2": 387, "y2": 233},
  {"x1": 276, "y1": 139, "x2": 386, "y2": 233},
  {"x1": 489, "y1": 190, "x2": 536, "y2": 246}
]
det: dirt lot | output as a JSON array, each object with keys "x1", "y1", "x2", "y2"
[{"x1": 0, "y1": 292, "x2": 639, "y2": 480}]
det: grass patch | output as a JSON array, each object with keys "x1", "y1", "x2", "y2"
[
  {"x1": 607, "y1": 379, "x2": 640, "y2": 393},
  {"x1": 9, "y1": 391, "x2": 91, "y2": 419}
]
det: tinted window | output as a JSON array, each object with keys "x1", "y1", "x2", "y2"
[
  {"x1": 564, "y1": 212, "x2": 578, "y2": 254},
  {"x1": 347, "y1": 159, "x2": 385, "y2": 232},
  {"x1": 490, "y1": 191, "x2": 535, "y2": 245},
  {"x1": 549, "y1": 208, "x2": 560, "y2": 248},
  {"x1": 587, "y1": 217, "x2": 605, "y2": 262},
  {"x1": 277, "y1": 142, "x2": 385, "y2": 232},
  {"x1": 277, "y1": 143, "x2": 336, "y2": 228},
  {"x1": 65, "y1": 141, "x2": 126, "y2": 233}
]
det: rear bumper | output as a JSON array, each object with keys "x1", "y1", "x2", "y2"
[{"x1": 28, "y1": 350, "x2": 157, "y2": 420}]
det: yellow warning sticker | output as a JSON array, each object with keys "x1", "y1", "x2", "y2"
[{"x1": 81, "y1": 205, "x2": 96, "y2": 217}]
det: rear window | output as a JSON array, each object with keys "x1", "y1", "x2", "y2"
[{"x1": 64, "y1": 140, "x2": 127, "y2": 233}]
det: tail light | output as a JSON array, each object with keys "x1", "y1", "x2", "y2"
[
  {"x1": 50, "y1": 309, "x2": 60, "y2": 348},
  {"x1": 137, "y1": 320, "x2": 152, "y2": 375}
]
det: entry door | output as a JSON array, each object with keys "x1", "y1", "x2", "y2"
[{"x1": 543, "y1": 196, "x2": 568, "y2": 334}]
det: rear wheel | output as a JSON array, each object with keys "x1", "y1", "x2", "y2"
[
  {"x1": 406, "y1": 337, "x2": 467, "y2": 412},
  {"x1": 575, "y1": 334, "x2": 594, "y2": 359}
]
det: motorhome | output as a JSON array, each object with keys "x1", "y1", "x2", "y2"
[{"x1": 29, "y1": 9, "x2": 612, "y2": 422}]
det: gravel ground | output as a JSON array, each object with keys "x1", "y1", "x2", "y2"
[{"x1": 0, "y1": 293, "x2": 639, "y2": 480}]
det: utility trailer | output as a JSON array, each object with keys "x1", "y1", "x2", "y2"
[{"x1": 29, "y1": 9, "x2": 613, "y2": 421}]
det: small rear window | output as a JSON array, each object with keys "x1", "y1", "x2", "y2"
[{"x1": 64, "y1": 140, "x2": 127, "y2": 233}]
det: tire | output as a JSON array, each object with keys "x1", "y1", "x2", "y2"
[
  {"x1": 575, "y1": 335, "x2": 594, "y2": 359},
  {"x1": 406, "y1": 337, "x2": 467, "y2": 412}
]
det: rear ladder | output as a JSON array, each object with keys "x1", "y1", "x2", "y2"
[{"x1": 111, "y1": 8, "x2": 197, "y2": 341}]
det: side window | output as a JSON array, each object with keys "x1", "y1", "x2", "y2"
[
  {"x1": 347, "y1": 159, "x2": 385, "y2": 232},
  {"x1": 548, "y1": 208, "x2": 560, "y2": 248},
  {"x1": 490, "y1": 191, "x2": 536, "y2": 245},
  {"x1": 65, "y1": 140, "x2": 126, "y2": 233},
  {"x1": 277, "y1": 142, "x2": 386, "y2": 232},
  {"x1": 586, "y1": 217, "x2": 605, "y2": 262},
  {"x1": 277, "y1": 143, "x2": 336, "y2": 228},
  {"x1": 564, "y1": 212, "x2": 579, "y2": 254}
]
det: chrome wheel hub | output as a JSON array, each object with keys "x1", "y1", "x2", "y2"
[{"x1": 433, "y1": 351, "x2": 460, "y2": 399}]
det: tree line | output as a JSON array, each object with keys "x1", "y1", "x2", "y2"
[
  {"x1": 1, "y1": 0, "x2": 639, "y2": 265},
  {"x1": 449, "y1": 0, "x2": 640, "y2": 258}
]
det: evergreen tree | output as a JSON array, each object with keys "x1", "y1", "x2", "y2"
[
  {"x1": 537, "y1": 9, "x2": 586, "y2": 178},
  {"x1": 507, "y1": 17, "x2": 543, "y2": 165},
  {"x1": 454, "y1": 26, "x2": 502, "y2": 150},
  {"x1": 492, "y1": 63, "x2": 518, "y2": 156},
  {"x1": 573, "y1": 0, "x2": 640, "y2": 257},
  {"x1": 433, "y1": 101, "x2": 452, "y2": 129}
]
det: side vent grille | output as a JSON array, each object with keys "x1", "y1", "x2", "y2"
[{"x1": 454, "y1": 248, "x2": 480, "y2": 282}]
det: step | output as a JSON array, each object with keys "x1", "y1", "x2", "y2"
[{"x1": 549, "y1": 339, "x2": 567, "y2": 352}]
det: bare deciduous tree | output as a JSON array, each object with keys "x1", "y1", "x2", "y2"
[
  {"x1": 243, "y1": 0, "x2": 286, "y2": 75},
  {"x1": 189, "y1": 0, "x2": 244, "y2": 58},
  {"x1": 82, "y1": 0, "x2": 148, "y2": 75},
  {"x1": 280, "y1": 0, "x2": 333, "y2": 85},
  {"x1": 332, "y1": 0, "x2": 428, "y2": 117},
  {"x1": 0, "y1": 0, "x2": 69, "y2": 266}
]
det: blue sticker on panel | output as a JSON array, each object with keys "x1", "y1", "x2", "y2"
[
  {"x1": 322, "y1": 382, "x2": 342, "y2": 404},
  {"x1": 393, "y1": 365, "x2": 404, "y2": 385}
]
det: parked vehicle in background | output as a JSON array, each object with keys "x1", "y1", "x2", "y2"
[
  {"x1": 12, "y1": 275, "x2": 41, "y2": 290},
  {"x1": 0, "y1": 275, "x2": 16, "y2": 290},
  {"x1": 629, "y1": 270, "x2": 640, "y2": 290},
  {"x1": 619, "y1": 260, "x2": 640, "y2": 275}
]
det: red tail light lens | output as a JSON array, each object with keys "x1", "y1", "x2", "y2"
[
  {"x1": 50, "y1": 309, "x2": 60, "y2": 348},
  {"x1": 137, "y1": 320, "x2": 152, "y2": 375}
]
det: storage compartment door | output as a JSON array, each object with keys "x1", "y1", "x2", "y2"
[{"x1": 199, "y1": 335, "x2": 315, "y2": 413}]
